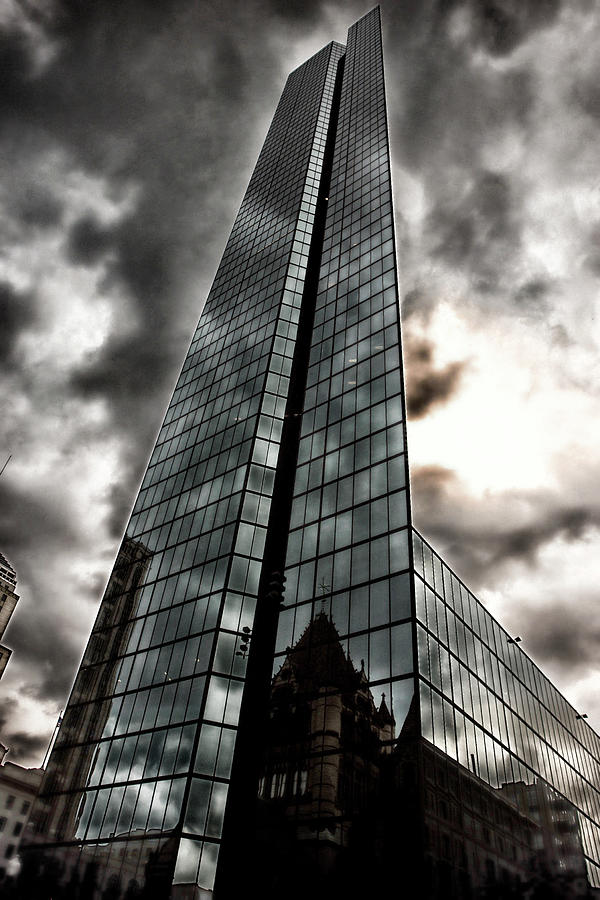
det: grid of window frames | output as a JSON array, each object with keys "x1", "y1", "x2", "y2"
[
  {"x1": 29, "y1": 42, "x2": 345, "y2": 898},
  {"x1": 276, "y1": 8, "x2": 413, "y2": 739},
  {"x1": 413, "y1": 528, "x2": 600, "y2": 888}
]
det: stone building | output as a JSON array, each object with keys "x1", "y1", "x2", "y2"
[
  {"x1": 0, "y1": 761, "x2": 43, "y2": 884},
  {"x1": 0, "y1": 553, "x2": 19, "y2": 681}
]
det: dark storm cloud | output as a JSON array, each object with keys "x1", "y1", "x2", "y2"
[
  {"x1": 17, "y1": 187, "x2": 63, "y2": 230},
  {"x1": 13, "y1": 634, "x2": 82, "y2": 704},
  {"x1": 109, "y1": 218, "x2": 173, "y2": 309},
  {"x1": 67, "y1": 214, "x2": 113, "y2": 266},
  {"x1": 384, "y1": 0, "x2": 562, "y2": 57},
  {"x1": 407, "y1": 361, "x2": 466, "y2": 419},
  {"x1": 405, "y1": 337, "x2": 468, "y2": 419},
  {"x1": 411, "y1": 464, "x2": 456, "y2": 497},
  {"x1": 383, "y1": 0, "x2": 561, "y2": 319},
  {"x1": 572, "y1": 72, "x2": 600, "y2": 121},
  {"x1": 522, "y1": 596, "x2": 600, "y2": 678},
  {"x1": 412, "y1": 465, "x2": 600, "y2": 586},
  {"x1": 513, "y1": 277, "x2": 552, "y2": 318},
  {"x1": 488, "y1": 507, "x2": 591, "y2": 566},
  {"x1": 467, "y1": 0, "x2": 562, "y2": 57},
  {"x1": 0, "y1": 479, "x2": 78, "y2": 554},
  {"x1": 4, "y1": 732, "x2": 48, "y2": 763},
  {"x1": 0, "y1": 26, "x2": 35, "y2": 113},
  {"x1": 386, "y1": 3, "x2": 537, "y2": 174},
  {"x1": 514, "y1": 277, "x2": 550, "y2": 303},
  {"x1": 584, "y1": 223, "x2": 600, "y2": 276},
  {"x1": 67, "y1": 208, "x2": 186, "y2": 480},
  {"x1": 0, "y1": 698, "x2": 17, "y2": 734},
  {"x1": 0, "y1": 281, "x2": 37, "y2": 368},
  {"x1": 0, "y1": 483, "x2": 97, "y2": 703},
  {"x1": 3, "y1": 603, "x2": 93, "y2": 709},
  {"x1": 401, "y1": 287, "x2": 438, "y2": 323},
  {"x1": 266, "y1": 0, "x2": 326, "y2": 23},
  {"x1": 428, "y1": 170, "x2": 520, "y2": 293},
  {"x1": 71, "y1": 333, "x2": 179, "y2": 424},
  {"x1": 68, "y1": 211, "x2": 172, "y2": 313}
]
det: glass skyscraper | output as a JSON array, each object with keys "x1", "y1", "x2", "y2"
[{"x1": 20, "y1": 8, "x2": 600, "y2": 900}]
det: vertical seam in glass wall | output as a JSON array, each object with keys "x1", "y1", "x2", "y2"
[
  {"x1": 360, "y1": 7, "x2": 421, "y2": 741},
  {"x1": 304, "y1": 19, "x2": 355, "y2": 606}
]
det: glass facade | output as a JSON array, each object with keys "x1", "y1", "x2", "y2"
[
  {"x1": 20, "y1": 8, "x2": 600, "y2": 900},
  {"x1": 413, "y1": 528, "x2": 600, "y2": 894}
]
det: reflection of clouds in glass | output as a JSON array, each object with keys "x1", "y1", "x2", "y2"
[
  {"x1": 173, "y1": 837, "x2": 202, "y2": 884},
  {"x1": 381, "y1": 678, "x2": 414, "y2": 737},
  {"x1": 178, "y1": 722, "x2": 197, "y2": 767},
  {"x1": 115, "y1": 783, "x2": 138, "y2": 835},
  {"x1": 224, "y1": 680, "x2": 243, "y2": 726},
  {"x1": 88, "y1": 741, "x2": 110, "y2": 786},
  {"x1": 148, "y1": 779, "x2": 171, "y2": 830},
  {"x1": 205, "y1": 677, "x2": 228, "y2": 722},
  {"x1": 348, "y1": 633, "x2": 367, "y2": 672},
  {"x1": 198, "y1": 840, "x2": 220, "y2": 892},
  {"x1": 206, "y1": 782, "x2": 228, "y2": 839},
  {"x1": 75, "y1": 789, "x2": 95, "y2": 840},
  {"x1": 133, "y1": 779, "x2": 156, "y2": 832},
  {"x1": 129, "y1": 734, "x2": 152, "y2": 780},
  {"x1": 195, "y1": 724, "x2": 220, "y2": 777},
  {"x1": 145, "y1": 730, "x2": 167, "y2": 779},
  {"x1": 184, "y1": 778, "x2": 210, "y2": 834},
  {"x1": 115, "y1": 735, "x2": 136, "y2": 781},
  {"x1": 391, "y1": 623, "x2": 413, "y2": 678},
  {"x1": 204, "y1": 676, "x2": 243, "y2": 726},
  {"x1": 164, "y1": 778, "x2": 186, "y2": 830},
  {"x1": 101, "y1": 695, "x2": 124, "y2": 737},
  {"x1": 101, "y1": 785, "x2": 125, "y2": 838},
  {"x1": 494, "y1": 742, "x2": 513, "y2": 786},
  {"x1": 161, "y1": 727, "x2": 183, "y2": 775},
  {"x1": 101, "y1": 738, "x2": 124, "y2": 784}
]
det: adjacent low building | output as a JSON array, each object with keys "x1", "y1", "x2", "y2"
[{"x1": 0, "y1": 761, "x2": 44, "y2": 883}]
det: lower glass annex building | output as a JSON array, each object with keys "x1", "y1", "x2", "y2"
[{"x1": 19, "y1": 8, "x2": 600, "y2": 900}]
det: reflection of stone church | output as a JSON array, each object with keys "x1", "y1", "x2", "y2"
[
  {"x1": 256, "y1": 610, "x2": 396, "y2": 898},
  {"x1": 256, "y1": 610, "x2": 594, "y2": 900}
]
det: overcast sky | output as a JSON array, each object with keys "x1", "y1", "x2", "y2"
[{"x1": 1, "y1": 0, "x2": 600, "y2": 766}]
